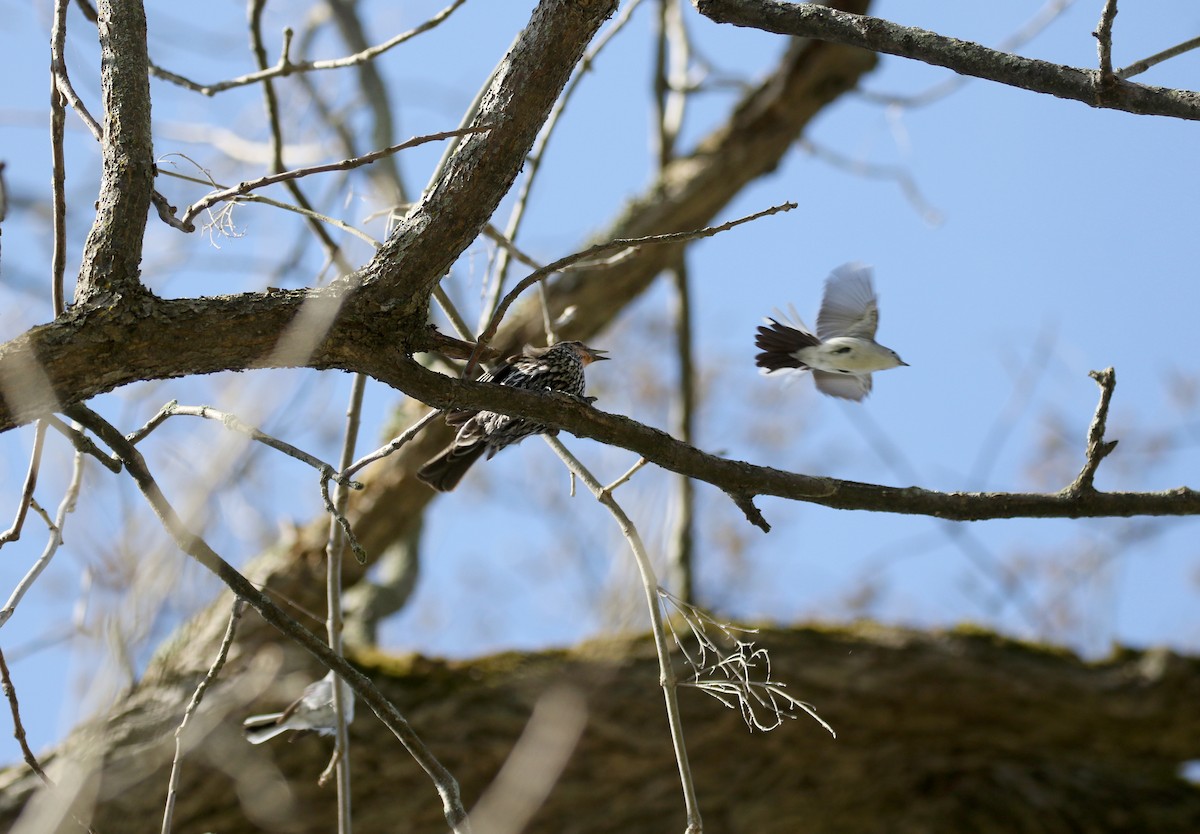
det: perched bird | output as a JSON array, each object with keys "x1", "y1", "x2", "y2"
[
  {"x1": 242, "y1": 670, "x2": 354, "y2": 744},
  {"x1": 755, "y1": 263, "x2": 907, "y2": 400},
  {"x1": 417, "y1": 340, "x2": 609, "y2": 492}
]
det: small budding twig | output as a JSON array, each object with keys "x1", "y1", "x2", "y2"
[
  {"x1": 151, "y1": 0, "x2": 467, "y2": 96},
  {"x1": 179, "y1": 126, "x2": 491, "y2": 231},
  {"x1": 343, "y1": 408, "x2": 442, "y2": 479},
  {"x1": 1065, "y1": 367, "x2": 1119, "y2": 495}
]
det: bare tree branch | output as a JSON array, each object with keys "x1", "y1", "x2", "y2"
[
  {"x1": 76, "y1": 0, "x2": 155, "y2": 302},
  {"x1": 178, "y1": 127, "x2": 490, "y2": 232},
  {"x1": 695, "y1": 0, "x2": 1200, "y2": 121},
  {"x1": 360, "y1": 0, "x2": 619, "y2": 315}
]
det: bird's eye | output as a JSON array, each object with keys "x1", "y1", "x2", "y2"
[{"x1": 832, "y1": 346, "x2": 852, "y2": 355}]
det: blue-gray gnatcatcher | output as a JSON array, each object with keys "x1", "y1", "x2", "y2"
[
  {"x1": 755, "y1": 262, "x2": 907, "y2": 400},
  {"x1": 243, "y1": 670, "x2": 354, "y2": 744}
]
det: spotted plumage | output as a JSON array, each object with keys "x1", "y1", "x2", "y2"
[{"x1": 417, "y1": 341, "x2": 608, "y2": 491}]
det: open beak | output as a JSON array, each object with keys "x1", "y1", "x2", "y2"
[{"x1": 584, "y1": 346, "x2": 610, "y2": 363}]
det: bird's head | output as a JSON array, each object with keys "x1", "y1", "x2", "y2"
[{"x1": 562, "y1": 341, "x2": 609, "y2": 366}]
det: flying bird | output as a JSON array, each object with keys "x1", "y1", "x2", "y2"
[
  {"x1": 243, "y1": 670, "x2": 354, "y2": 744},
  {"x1": 755, "y1": 262, "x2": 907, "y2": 401},
  {"x1": 417, "y1": 340, "x2": 609, "y2": 492}
]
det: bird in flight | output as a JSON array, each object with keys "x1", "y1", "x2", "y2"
[
  {"x1": 755, "y1": 263, "x2": 906, "y2": 401},
  {"x1": 243, "y1": 671, "x2": 353, "y2": 744},
  {"x1": 418, "y1": 340, "x2": 609, "y2": 492}
]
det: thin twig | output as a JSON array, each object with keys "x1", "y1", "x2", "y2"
[
  {"x1": 666, "y1": 258, "x2": 697, "y2": 604},
  {"x1": 0, "y1": 646, "x2": 51, "y2": 784},
  {"x1": 542, "y1": 436, "x2": 703, "y2": 834},
  {"x1": 433, "y1": 285, "x2": 477, "y2": 342},
  {"x1": 856, "y1": 0, "x2": 1078, "y2": 108},
  {"x1": 659, "y1": 589, "x2": 834, "y2": 735},
  {"x1": 1094, "y1": 0, "x2": 1120, "y2": 82},
  {"x1": 64, "y1": 404, "x2": 471, "y2": 833},
  {"x1": 600, "y1": 457, "x2": 649, "y2": 495},
  {"x1": 0, "y1": 421, "x2": 48, "y2": 547},
  {"x1": 343, "y1": 408, "x2": 442, "y2": 479},
  {"x1": 653, "y1": 3, "x2": 697, "y2": 598},
  {"x1": 471, "y1": 202, "x2": 796, "y2": 374},
  {"x1": 151, "y1": 0, "x2": 467, "y2": 97},
  {"x1": 1, "y1": 449, "x2": 85, "y2": 629},
  {"x1": 50, "y1": 0, "x2": 102, "y2": 142},
  {"x1": 1065, "y1": 367, "x2": 1119, "y2": 495},
  {"x1": 1117, "y1": 35, "x2": 1200, "y2": 79},
  {"x1": 0, "y1": 645, "x2": 100, "y2": 834},
  {"x1": 179, "y1": 127, "x2": 490, "y2": 231},
  {"x1": 45, "y1": 415, "x2": 122, "y2": 472},
  {"x1": 125, "y1": 401, "x2": 362, "y2": 489},
  {"x1": 248, "y1": 0, "x2": 353, "y2": 277},
  {"x1": 798, "y1": 138, "x2": 943, "y2": 226},
  {"x1": 160, "y1": 599, "x2": 245, "y2": 834},
  {"x1": 50, "y1": 3, "x2": 70, "y2": 316},
  {"x1": 318, "y1": 374, "x2": 366, "y2": 824},
  {"x1": 483, "y1": 0, "x2": 646, "y2": 328},
  {"x1": 481, "y1": 224, "x2": 543, "y2": 271},
  {"x1": 320, "y1": 478, "x2": 367, "y2": 566}
]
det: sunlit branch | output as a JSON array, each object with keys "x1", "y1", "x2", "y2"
[{"x1": 696, "y1": 0, "x2": 1200, "y2": 121}]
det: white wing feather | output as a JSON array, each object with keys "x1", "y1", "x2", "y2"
[
  {"x1": 812, "y1": 370, "x2": 872, "y2": 401},
  {"x1": 816, "y1": 262, "x2": 879, "y2": 341}
]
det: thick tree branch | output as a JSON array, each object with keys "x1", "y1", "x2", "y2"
[
  {"x1": 1, "y1": 307, "x2": 1195, "y2": 527},
  {"x1": 356, "y1": 0, "x2": 617, "y2": 316},
  {"x1": 76, "y1": 0, "x2": 155, "y2": 302},
  {"x1": 695, "y1": 0, "x2": 1200, "y2": 121},
  {"x1": 388, "y1": 359, "x2": 1200, "y2": 525}
]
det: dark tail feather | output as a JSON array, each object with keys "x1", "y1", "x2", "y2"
[
  {"x1": 755, "y1": 319, "x2": 819, "y2": 372},
  {"x1": 417, "y1": 442, "x2": 488, "y2": 492}
]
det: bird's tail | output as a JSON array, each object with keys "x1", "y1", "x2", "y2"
[
  {"x1": 416, "y1": 442, "x2": 488, "y2": 492},
  {"x1": 755, "y1": 318, "x2": 820, "y2": 372},
  {"x1": 243, "y1": 713, "x2": 290, "y2": 745}
]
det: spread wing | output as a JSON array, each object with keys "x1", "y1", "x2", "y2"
[
  {"x1": 816, "y1": 262, "x2": 879, "y2": 341},
  {"x1": 812, "y1": 370, "x2": 872, "y2": 401}
]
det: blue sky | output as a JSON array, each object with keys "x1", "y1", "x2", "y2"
[{"x1": 1, "y1": 0, "x2": 1198, "y2": 754}]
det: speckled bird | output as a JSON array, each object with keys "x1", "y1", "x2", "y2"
[{"x1": 417, "y1": 340, "x2": 609, "y2": 492}]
